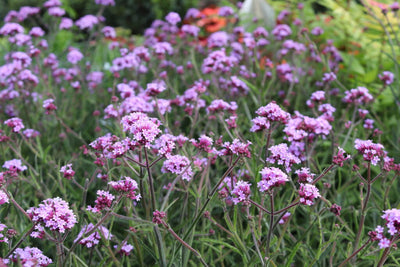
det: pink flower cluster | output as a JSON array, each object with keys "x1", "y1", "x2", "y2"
[
  {"x1": 87, "y1": 190, "x2": 115, "y2": 213},
  {"x1": 161, "y1": 155, "x2": 193, "y2": 181},
  {"x1": 121, "y1": 112, "x2": 161, "y2": 148},
  {"x1": 372, "y1": 209, "x2": 400, "y2": 249},
  {"x1": 60, "y1": 163, "x2": 75, "y2": 179},
  {"x1": 342, "y1": 87, "x2": 373, "y2": 105},
  {"x1": 74, "y1": 223, "x2": 113, "y2": 248},
  {"x1": 7, "y1": 247, "x2": 52, "y2": 266},
  {"x1": 27, "y1": 197, "x2": 77, "y2": 236},
  {"x1": 267, "y1": 143, "x2": 301, "y2": 172},
  {"x1": 257, "y1": 167, "x2": 288, "y2": 192},
  {"x1": 108, "y1": 176, "x2": 141, "y2": 201},
  {"x1": 354, "y1": 139, "x2": 385, "y2": 165},
  {"x1": 255, "y1": 102, "x2": 290, "y2": 124},
  {"x1": 298, "y1": 184, "x2": 320, "y2": 206},
  {"x1": 4, "y1": 117, "x2": 24, "y2": 132},
  {"x1": 295, "y1": 167, "x2": 315, "y2": 184},
  {"x1": 231, "y1": 180, "x2": 252, "y2": 205}
]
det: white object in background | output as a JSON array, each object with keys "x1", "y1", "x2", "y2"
[{"x1": 239, "y1": 0, "x2": 275, "y2": 29}]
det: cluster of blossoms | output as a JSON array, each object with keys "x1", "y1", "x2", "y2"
[
  {"x1": 108, "y1": 176, "x2": 141, "y2": 201},
  {"x1": 27, "y1": 197, "x2": 77, "y2": 237},
  {"x1": 74, "y1": 223, "x2": 113, "y2": 248},
  {"x1": 258, "y1": 167, "x2": 289, "y2": 192},
  {"x1": 0, "y1": 190, "x2": 9, "y2": 205},
  {"x1": 161, "y1": 155, "x2": 194, "y2": 181},
  {"x1": 298, "y1": 184, "x2": 321, "y2": 206},
  {"x1": 371, "y1": 209, "x2": 400, "y2": 249},
  {"x1": 218, "y1": 139, "x2": 252, "y2": 158},
  {"x1": 114, "y1": 241, "x2": 134, "y2": 256},
  {"x1": 354, "y1": 139, "x2": 385, "y2": 165},
  {"x1": 3, "y1": 159, "x2": 27, "y2": 173},
  {"x1": 4, "y1": 117, "x2": 24, "y2": 132},
  {"x1": 60, "y1": 163, "x2": 75, "y2": 179},
  {"x1": 6, "y1": 247, "x2": 52, "y2": 266},
  {"x1": 342, "y1": 87, "x2": 373, "y2": 105},
  {"x1": 295, "y1": 167, "x2": 315, "y2": 184},
  {"x1": 267, "y1": 143, "x2": 301, "y2": 172},
  {"x1": 121, "y1": 112, "x2": 161, "y2": 148},
  {"x1": 87, "y1": 190, "x2": 115, "y2": 213},
  {"x1": 231, "y1": 180, "x2": 252, "y2": 205}
]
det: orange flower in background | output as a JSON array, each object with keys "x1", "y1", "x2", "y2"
[{"x1": 196, "y1": 6, "x2": 227, "y2": 33}]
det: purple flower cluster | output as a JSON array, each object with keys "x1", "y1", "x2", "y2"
[
  {"x1": 257, "y1": 167, "x2": 288, "y2": 192},
  {"x1": 231, "y1": 180, "x2": 252, "y2": 205},
  {"x1": 27, "y1": 197, "x2": 77, "y2": 236},
  {"x1": 87, "y1": 190, "x2": 115, "y2": 213},
  {"x1": 255, "y1": 102, "x2": 290, "y2": 124},
  {"x1": 298, "y1": 184, "x2": 320, "y2": 206},
  {"x1": 7, "y1": 247, "x2": 52, "y2": 266},
  {"x1": 121, "y1": 112, "x2": 161, "y2": 148},
  {"x1": 342, "y1": 87, "x2": 373, "y2": 105},
  {"x1": 60, "y1": 163, "x2": 75, "y2": 179},
  {"x1": 267, "y1": 143, "x2": 301, "y2": 172},
  {"x1": 161, "y1": 155, "x2": 193, "y2": 181},
  {"x1": 0, "y1": 190, "x2": 9, "y2": 205},
  {"x1": 372, "y1": 209, "x2": 400, "y2": 249},
  {"x1": 74, "y1": 223, "x2": 113, "y2": 248},
  {"x1": 354, "y1": 139, "x2": 385, "y2": 165},
  {"x1": 3, "y1": 159, "x2": 27, "y2": 172},
  {"x1": 108, "y1": 176, "x2": 141, "y2": 201},
  {"x1": 295, "y1": 167, "x2": 315, "y2": 184}
]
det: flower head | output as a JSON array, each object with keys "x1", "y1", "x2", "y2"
[
  {"x1": 109, "y1": 177, "x2": 141, "y2": 201},
  {"x1": 74, "y1": 223, "x2": 113, "y2": 248},
  {"x1": 231, "y1": 180, "x2": 252, "y2": 205},
  {"x1": 27, "y1": 197, "x2": 77, "y2": 235},
  {"x1": 299, "y1": 184, "x2": 320, "y2": 206},
  {"x1": 8, "y1": 247, "x2": 52, "y2": 266},
  {"x1": 161, "y1": 155, "x2": 193, "y2": 181},
  {"x1": 258, "y1": 167, "x2": 288, "y2": 192}
]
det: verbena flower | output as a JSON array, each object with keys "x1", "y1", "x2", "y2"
[
  {"x1": 95, "y1": 0, "x2": 115, "y2": 6},
  {"x1": 109, "y1": 176, "x2": 141, "y2": 201},
  {"x1": 258, "y1": 167, "x2": 288, "y2": 192},
  {"x1": 152, "y1": 210, "x2": 166, "y2": 224},
  {"x1": 378, "y1": 71, "x2": 394, "y2": 85},
  {"x1": 267, "y1": 143, "x2": 301, "y2": 172},
  {"x1": 0, "y1": 190, "x2": 9, "y2": 205},
  {"x1": 60, "y1": 164, "x2": 75, "y2": 180},
  {"x1": 161, "y1": 155, "x2": 193, "y2": 181},
  {"x1": 272, "y1": 24, "x2": 292, "y2": 40},
  {"x1": 7, "y1": 247, "x2": 52, "y2": 266},
  {"x1": 354, "y1": 139, "x2": 385, "y2": 165},
  {"x1": 231, "y1": 180, "x2": 252, "y2": 205},
  {"x1": 3, "y1": 159, "x2": 27, "y2": 172},
  {"x1": 74, "y1": 223, "x2": 112, "y2": 248},
  {"x1": 165, "y1": 12, "x2": 181, "y2": 25},
  {"x1": 121, "y1": 112, "x2": 161, "y2": 148},
  {"x1": 114, "y1": 241, "x2": 134, "y2": 256},
  {"x1": 342, "y1": 87, "x2": 373, "y2": 105},
  {"x1": 191, "y1": 135, "x2": 213, "y2": 153},
  {"x1": 299, "y1": 184, "x2": 320, "y2": 206},
  {"x1": 27, "y1": 197, "x2": 77, "y2": 235},
  {"x1": 4, "y1": 117, "x2": 24, "y2": 132},
  {"x1": 75, "y1": 15, "x2": 99, "y2": 30},
  {"x1": 87, "y1": 190, "x2": 115, "y2": 213},
  {"x1": 295, "y1": 167, "x2": 315, "y2": 183},
  {"x1": 67, "y1": 48, "x2": 83, "y2": 64},
  {"x1": 219, "y1": 139, "x2": 252, "y2": 158},
  {"x1": 333, "y1": 147, "x2": 350, "y2": 167},
  {"x1": 255, "y1": 102, "x2": 290, "y2": 124}
]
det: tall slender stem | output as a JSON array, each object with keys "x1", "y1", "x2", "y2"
[
  {"x1": 266, "y1": 192, "x2": 274, "y2": 256},
  {"x1": 144, "y1": 149, "x2": 156, "y2": 211}
]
